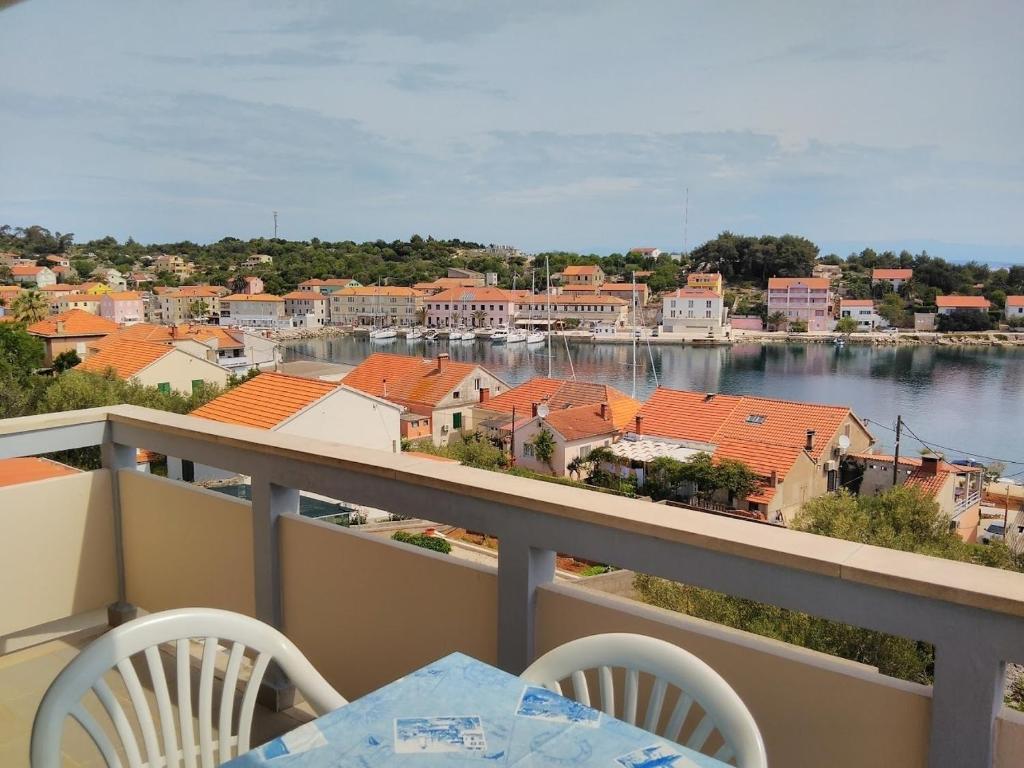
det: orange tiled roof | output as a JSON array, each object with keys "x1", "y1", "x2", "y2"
[
  {"x1": 333, "y1": 286, "x2": 421, "y2": 298},
  {"x1": 427, "y1": 287, "x2": 513, "y2": 302},
  {"x1": 841, "y1": 299, "x2": 874, "y2": 307},
  {"x1": 872, "y1": 269, "x2": 913, "y2": 280},
  {"x1": 76, "y1": 339, "x2": 173, "y2": 379},
  {"x1": 412, "y1": 278, "x2": 481, "y2": 291},
  {"x1": 343, "y1": 352, "x2": 487, "y2": 409},
  {"x1": 936, "y1": 295, "x2": 990, "y2": 309},
  {"x1": 638, "y1": 387, "x2": 857, "y2": 468},
  {"x1": 767, "y1": 277, "x2": 831, "y2": 289},
  {"x1": 11, "y1": 264, "x2": 46, "y2": 276},
  {"x1": 299, "y1": 278, "x2": 357, "y2": 287},
  {"x1": 39, "y1": 284, "x2": 77, "y2": 292},
  {"x1": 0, "y1": 457, "x2": 79, "y2": 487},
  {"x1": 222, "y1": 293, "x2": 284, "y2": 302},
  {"x1": 671, "y1": 288, "x2": 720, "y2": 299},
  {"x1": 27, "y1": 309, "x2": 118, "y2": 338},
  {"x1": 1006, "y1": 295, "x2": 1024, "y2": 307},
  {"x1": 103, "y1": 291, "x2": 142, "y2": 301},
  {"x1": 563, "y1": 265, "x2": 601, "y2": 276},
  {"x1": 191, "y1": 372, "x2": 338, "y2": 430},
  {"x1": 848, "y1": 452, "x2": 980, "y2": 474},
  {"x1": 282, "y1": 291, "x2": 328, "y2": 301},
  {"x1": 543, "y1": 404, "x2": 618, "y2": 441},
  {"x1": 712, "y1": 438, "x2": 803, "y2": 478},
  {"x1": 166, "y1": 286, "x2": 223, "y2": 298},
  {"x1": 481, "y1": 378, "x2": 641, "y2": 431},
  {"x1": 523, "y1": 295, "x2": 627, "y2": 306}
]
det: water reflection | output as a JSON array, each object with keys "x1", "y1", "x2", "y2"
[{"x1": 287, "y1": 337, "x2": 1024, "y2": 461}]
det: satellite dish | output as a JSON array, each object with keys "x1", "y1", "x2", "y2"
[
  {"x1": 537, "y1": 403, "x2": 550, "y2": 418},
  {"x1": 838, "y1": 435, "x2": 851, "y2": 452}
]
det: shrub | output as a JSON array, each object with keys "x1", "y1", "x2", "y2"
[{"x1": 391, "y1": 530, "x2": 452, "y2": 554}]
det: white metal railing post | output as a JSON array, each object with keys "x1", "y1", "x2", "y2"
[
  {"x1": 100, "y1": 431, "x2": 138, "y2": 627},
  {"x1": 927, "y1": 638, "x2": 1006, "y2": 768},
  {"x1": 496, "y1": 533, "x2": 555, "y2": 674}
]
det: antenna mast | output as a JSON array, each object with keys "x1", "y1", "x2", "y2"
[
  {"x1": 682, "y1": 187, "x2": 689, "y2": 256},
  {"x1": 273, "y1": 210, "x2": 278, "y2": 239}
]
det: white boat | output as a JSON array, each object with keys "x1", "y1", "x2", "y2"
[
  {"x1": 527, "y1": 331, "x2": 545, "y2": 345},
  {"x1": 424, "y1": 329, "x2": 439, "y2": 341},
  {"x1": 370, "y1": 327, "x2": 397, "y2": 340},
  {"x1": 491, "y1": 329, "x2": 509, "y2": 344},
  {"x1": 405, "y1": 327, "x2": 423, "y2": 340},
  {"x1": 448, "y1": 330, "x2": 463, "y2": 341},
  {"x1": 461, "y1": 329, "x2": 477, "y2": 341},
  {"x1": 507, "y1": 330, "x2": 527, "y2": 344}
]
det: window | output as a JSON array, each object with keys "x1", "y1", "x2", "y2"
[
  {"x1": 452, "y1": 412, "x2": 463, "y2": 429},
  {"x1": 191, "y1": 379, "x2": 203, "y2": 394},
  {"x1": 746, "y1": 414, "x2": 766, "y2": 424},
  {"x1": 157, "y1": 382, "x2": 171, "y2": 394},
  {"x1": 523, "y1": 442, "x2": 534, "y2": 457},
  {"x1": 474, "y1": 377, "x2": 481, "y2": 390},
  {"x1": 705, "y1": 310, "x2": 712, "y2": 318},
  {"x1": 453, "y1": 390, "x2": 460, "y2": 399},
  {"x1": 706, "y1": 300, "x2": 712, "y2": 308}
]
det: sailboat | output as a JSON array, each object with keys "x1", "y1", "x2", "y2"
[
  {"x1": 461, "y1": 328, "x2": 477, "y2": 341},
  {"x1": 369, "y1": 279, "x2": 397, "y2": 339},
  {"x1": 405, "y1": 327, "x2": 422, "y2": 340},
  {"x1": 506, "y1": 328, "x2": 527, "y2": 343},
  {"x1": 526, "y1": 271, "x2": 545, "y2": 343},
  {"x1": 491, "y1": 328, "x2": 509, "y2": 344}
]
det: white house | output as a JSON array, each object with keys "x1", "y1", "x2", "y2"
[
  {"x1": 1005, "y1": 296, "x2": 1024, "y2": 322},
  {"x1": 839, "y1": 299, "x2": 887, "y2": 330},
  {"x1": 661, "y1": 288, "x2": 727, "y2": 335},
  {"x1": 75, "y1": 339, "x2": 230, "y2": 393},
  {"x1": 168, "y1": 372, "x2": 403, "y2": 483}
]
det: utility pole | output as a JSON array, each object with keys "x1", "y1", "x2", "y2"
[
  {"x1": 273, "y1": 211, "x2": 278, "y2": 239},
  {"x1": 510, "y1": 406, "x2": 517, "y2": 466},
  {"x1": 892, "y1": 415, "x2": 902, "y2": 488},
  {"x1": 683, "y1": 186, "x2": 689, "y2": 256}
]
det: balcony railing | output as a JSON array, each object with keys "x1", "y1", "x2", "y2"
[{"x1": 1, "y1": 406, "x2": 1023, "y2": 767}]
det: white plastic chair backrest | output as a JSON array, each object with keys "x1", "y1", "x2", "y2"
[
  {"x1": 521, "y1": 633, "x2": 767, "y2": 768},
  {"x1": 31, "y1": 607, "x2": 347, "y2": 768}
]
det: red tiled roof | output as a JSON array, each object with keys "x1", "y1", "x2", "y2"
[
  {"x1": 0, "y1": 457, "x2": 79, "y2": 487},
  {"x1": 542, "y1": 405, "x2": 618, "y2": 441},
  {"x1": 166, "y1": 286, "x2": 223, "y2": 298},
  {"x1": 11, "y1": 265, "x2": 46, "y2": 276},
  {"x1": 281, "y1": 291, "x2": 328, "y2": 301},
  {"x1": 333, "y1": 286, "x2": 421, "y2": 297},
  {"x1": 872, "y1": 269, "x2": 913, "y2": 280},
  {"x1": 430, "y1": 287, "x2": 515, "y2": 302},
  {"x1": 767, "y1": 277, "x2": 831, "y2": 289},
  {"x1": 75, "y1": 340, "x2": 172, "y2": 379},
  {"x1": 342, "y1": 352, "x2": 489, "y2": 409},
  {"x1": 27, "y1": 309, "x2": 119, "y2": 338},
  {"x1": 222, "y1": 293, "x2": 284, "y2": 302},
  {"x1": 563, "y1": 265, "x2": 602, "y2": 276},
  {"x1": 191, "y1": 372, "x2": 338, "y2": 430},
  {"x1": 299, "y1": 278, "x2": 357, "y2": 287},
  {"x1": 840, "y1": 299, "x2": 874, "y2": 307},
  {"x1": 671, "y1": 288, "x2": 721, "y2": 299},
  {"x1": 39, "y1": 284, "x2": 77, "y2": 292},
  {"x1": 103, "y1": 291, "x2": 142, "y2": 302},
  {"x1": 935, "y1": 295, "x2": 991, "y2": 309},
  {"x1": 482, "y1": 378, "x2": 641, "y2": 431},
  {"x1": 1006, "y1": 296, "x2": 1024, "y2": 307}
]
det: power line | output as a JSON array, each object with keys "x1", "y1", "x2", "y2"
[{"x1": 862, "y1": 417, "x2": 1024, "y2": 467}]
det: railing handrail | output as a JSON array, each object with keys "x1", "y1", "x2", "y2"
[{"x1": 4, "y1": 405, "x2": 1024, "y2": 621}]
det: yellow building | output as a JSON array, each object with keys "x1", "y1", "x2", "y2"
[
  {"x1": 77, "y1": 282, "x2": 113, "y2": 296},
  {"x1": 686, "y1": 272, "x2": 723, "y2": 294}
]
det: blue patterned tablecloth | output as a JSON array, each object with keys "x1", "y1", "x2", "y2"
[{"x1": 226, "y1": 652, "x2": 729, "y2": 767}]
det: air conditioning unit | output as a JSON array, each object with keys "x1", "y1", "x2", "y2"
[{"x1": 824, "y1": 460, "x2": 838, "y2": 472}]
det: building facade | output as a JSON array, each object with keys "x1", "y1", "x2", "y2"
[
  {"x1": 766, "y1": 277, "x2": 833, "y2": 332},
  {"x1": 219, "y1": 294, "x2": 287, "y2": 328},
  {"x1": 561, "y1": 265, "x2": 605, "y2": 287},
  {"x1": 425, "y1": 287, "x2": 517, "y2": 328},
  {"x1": 158, "y1": 286, "x2": 223, "y2": 325},
  {"x1": 1006, "y1": 296, "x2": 1024, "y2": 322},
  {"x1": 282, "y1": 291, "x2": 328, "y2": 326},
  {"x1": 99, "y1": 291, "x2": 144, "y2": 325},
  {"x1": 330, "y1": 287, "x2": 423, "y2": 327},
  {"x1": 10, "y1": 265, "x2": 56, "y2": 287},
  {"x1": 872, "y1": 269, "x2": 913, "y2": 292},
  {"x1": 936, "y1": 295, "x2": 991, "y2": 315},
  {"x1": 516, "y1": 295, "x2": 628, "y2": 328},
  {"x1": 686, "y1": 272, "x2": 724, "y2": 294},
  {"x1": 662, "y1": 288, "x2": 727, "y2": 334},
  {"x1": 839, "y1": 299, "x2": 887, "y2": 330}
]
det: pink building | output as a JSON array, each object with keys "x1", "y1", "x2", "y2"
[
  {"x1": 425, "y1": 287, "x2": 518, "y2": 328},
  {"x1": 240, "y1": 275, "x2": 264, "y2": 295},
  {"x1": 99, "y1": 291, "x2": 144, "y2": 326},
  {"x1": 766, "y1": 277, "x2": 834, "y2": 332}
]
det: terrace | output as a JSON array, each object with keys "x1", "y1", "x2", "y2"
[{"x1": 1, "y1": 406, "x2": 1023, "y2": 766}]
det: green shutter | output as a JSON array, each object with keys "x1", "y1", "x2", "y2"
[
  {"x1": 452, "y1": 412, "x2": 462, "y2": 429},
  {"x1": 191, "y1": 379, "x2": 203, "y2": 394},
  {"x1": 157, "y1": 382, "x2": 171, "y2": 394}
]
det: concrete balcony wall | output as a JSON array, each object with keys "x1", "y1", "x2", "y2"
[
  {"x1": 119, "y1": 470, "x2": 256, "y2": 616},
  {"x1": 0, "y1": 471, "x2": 117, "y2": 639},
  {"x1": 278, "y1": 515, "x2": 498, "y2": 700}
]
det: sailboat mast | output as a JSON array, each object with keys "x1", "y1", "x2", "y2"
[
  {"x1": 546, "y1": 256, "x2": 552, "y2": 378},
  {"x1": 631, "y1": 270, "x2": 637, "y2": 398}
]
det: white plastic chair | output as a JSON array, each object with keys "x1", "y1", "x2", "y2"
[
  {"x1": 31, "y1": 607, "x2": 347, "y2": 768},
  {"x1": 521, "y1": 633, "x2": 767, "y2": 768}
]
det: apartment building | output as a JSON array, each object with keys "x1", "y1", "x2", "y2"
[
  {"x1": 153, "y1": 254, "x2": 195, "y2": 280},
  {"x1": 516, "y1": 295, "x2": 628, "y2": 328},
  {"x1": 766, "y1": 277, "x2": 833, "y2": 332},
  {"x1": 99, "y1": 291, "x2": 144, "y2": 326},
  {"x1": 686, "y1": 272, "x2": 723, "y2": 294},
  {"x1": 283, "y1": 291, "x2": 328, "y2": 326},
  {"x1": 662, "y1": 288, "x2": 727, "y2": 334},
  {"x1": 331, "y1": 286, "x2": 423, "y2": 327},
  {"x1": 242, "y1": 253, "x2": 273, "y2": 268},
  {"x1": 219, "y1": 293, "x2": 287, "y2": 328},
  {"x1": 562, "y1": 265, "x2": 605, "y2": 287},
  {"x1": 425, "y1": 287, "x2": 517, "y2": 328},
  {"x1": 50, "y1": 293, "x2": 102, "y2": 315},
  {"x1": 562, "y1": 283, "x2": 650, "y2": 307},
  {"x1": 158, "y1": 286, "x2": 223, "y2": 324}
]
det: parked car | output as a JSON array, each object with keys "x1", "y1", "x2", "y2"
[{"x1": 979, "y1": 521, "x2": 1005, "y2": 544}]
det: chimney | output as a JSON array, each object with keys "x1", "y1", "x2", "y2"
[
  {"x1": 805, "y1": 430, "x2": 815, "y2": 451},
  {"x1": 56, "y1": 319, "x2": 66, "y2": 334},
  {"x1": 770, "y1": 469, "x2": 779, "y2": 487},
  {"x1": 531, "y1": 402, "x2": 539, "y2": 417},
  {"x1": 479, "y1": 387, "x2": 490, "y2": 403},
  {"x1": 436, "y1": 353, "x2": 449, "y2": 372},
  {"x1": 634, "y1": 413, "x2": 643, "y2": 433},
  {"x1": 599, "y1": 403, "x2": 609, "y2": 420},
  {"x1": 705, "y1": 392, "x2": 716, "y2": 401},
  {"x1": 921, "y1": 451, "x2": 940, "y2": 475}
]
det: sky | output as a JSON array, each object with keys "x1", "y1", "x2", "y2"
[{"x1": 1, "y1": 0, "x2": 1022, "y2": 260}]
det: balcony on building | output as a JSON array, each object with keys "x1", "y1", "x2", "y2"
[{"x1": 0, "y1": 406, "x2": 1023, "y2": 767}]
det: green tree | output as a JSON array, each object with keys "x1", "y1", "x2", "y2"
[
  {"x1": 834, "y1": 316, "x2": 859, "y2": 334},
  {"x1": 0, "y1": 322, "x2": 45, "y2": 371},
  {"x1": 936, "y1": 309, "x2": 993, "y2": 332},
  {"x1": 788, "y1": 319, "x2": 808, "y2": 333},
  {"x1": 51, "y1": 350, "x2": 81, "y2": 372},
  {"x1": 766, "y1": 311, "x2": 787, "y2": 331},
  {"x1": 472, "y1": 309, "x2": 486, "y2": 328},
  {"x1": 877, "y1": 293, "x2": 908, "y2": 328},
  {"x1": 529, "y1": 426, "x2": 557, "y2": 472},
  {"x1": 187, "y1": 299, "x2": 210, "y2": 321},
  {"x1": 10, "y1": 290, "x2": 49, "y2": 323}
]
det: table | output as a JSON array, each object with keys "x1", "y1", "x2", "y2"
[{"x1": 226, "y1": 652, "x2": 729, "y2": 767}]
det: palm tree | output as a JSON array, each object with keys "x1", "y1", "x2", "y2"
[
  {"x1": 766, "y1": 311, "x2": 787, "y2": 331},
  {"x1": 472, "y1": 309, "x2": 487, "y2": 328},
  {"x1": 187, "y1": 299, "x2": 210, "y2": 321},
  {"x1": 567, "y1": 455, "x2": 586, "y2": 482},
  {"x1": 11, "y1": 290, "x2": 49, "y2": 323}
]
